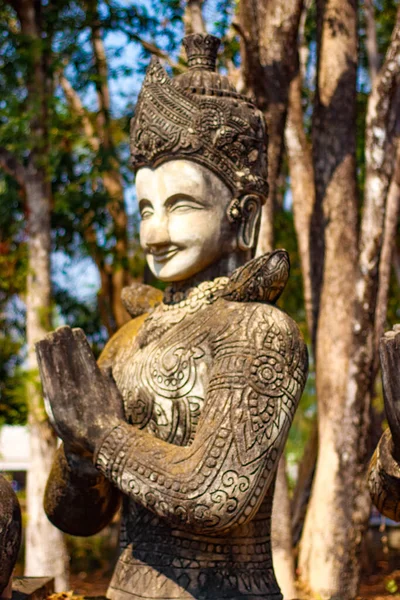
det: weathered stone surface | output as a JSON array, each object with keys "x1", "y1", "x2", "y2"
[
  {"x1": 36, "y1": 32, "x2": 309, "y2": 600},
  {"x1": 11, "y1": 577, "x2": 54, "y2": 600},
  {"x1": 0, "y1": 475, "x2": 21, "y2": 597}
]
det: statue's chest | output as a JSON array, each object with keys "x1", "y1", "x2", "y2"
[{"x1": 113, "y1": 317, "x2": 212, "y2": 446}]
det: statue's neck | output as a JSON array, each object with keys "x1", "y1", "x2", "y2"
[{"x1": 164, "y1": 251, "x2": 250, "y2": 295}]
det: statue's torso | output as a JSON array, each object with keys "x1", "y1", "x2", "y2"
[{"x1": 108, "y1": 293, "x2": 283, "y2": 600}]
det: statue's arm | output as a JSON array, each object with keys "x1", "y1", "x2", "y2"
[
  {"x1": 44, "y1": 445, "x2": 121, "y2": 536},
  {"x1": 42, "y1": 317, "x2": 147, "y2": 536},
  {"x1": 368, "y1": 326, "x2": 400, "y2": 521},
  {"x1": 95, "y1": 306, "x2": 308, "y2": 533},
  {"x1": 368, "y1": 428, "x2": 400, "y2": 521}
]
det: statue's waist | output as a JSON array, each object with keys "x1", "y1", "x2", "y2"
[
  {"x1": 109, "y1": 542, "x2": 279, "y2": 600},
  {"x1": 110, "y1": 510, "x2": 279, "y2": 600},
  {"x1": 120, "y1": 514, "x2": 273, "y2": 567}
]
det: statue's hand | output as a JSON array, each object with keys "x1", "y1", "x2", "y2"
[
  {"x1": 36, "y1": 326, "x2": 124, "y2": 455},
  {"x1": 380, "y1": 325, "x2": 400, "y2": 463}
]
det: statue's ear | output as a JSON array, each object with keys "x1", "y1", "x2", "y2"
[{"x1": 237, "y1": 195, "x2": 262, "y2": 251}]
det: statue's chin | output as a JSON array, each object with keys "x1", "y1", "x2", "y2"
[
  {"x1": 147, "y1": 261, "x2": 205, "y2": 283},
  {"x1": 146, "y1": 251, "x2": 219, "y2": 283}
]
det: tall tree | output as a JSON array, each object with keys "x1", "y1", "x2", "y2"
[
  {"x1": 299, "y1": 5, "x2": 400, "y2": 597},
  {"x1": 233, "y1": 0, "x2": 400, "y2": 596},
  {"x1": 0, "y1": 0, "x2": 69, "y2": 589}
]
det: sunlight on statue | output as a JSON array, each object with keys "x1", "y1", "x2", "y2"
[
  {"x1": 137, "y1": 160, "x2": 260, "y2": 282},
  {"x1": 36, "y1": 32, "x2": 308, "y2": 600}
]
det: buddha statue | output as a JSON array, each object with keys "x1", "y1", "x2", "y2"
[{"x1": 37, "y1": 33, "x2": 308, "y2": 600}]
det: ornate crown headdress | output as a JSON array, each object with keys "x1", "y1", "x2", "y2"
[{"x1": 130, "y1": 34, "x2": 268, "y2": 200}]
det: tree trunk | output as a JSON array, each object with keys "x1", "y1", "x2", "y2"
[
  {"x1": 364, "y1": 0, "x2": 380, "y2": 85},
  {"x1": 8, "y1": 0, "x2": 69, "y2": 588},
  {"x1": 285, "y1": 66, "x2": 316, "y2": 342},
  {"x1": 238, "y1": 0, "x2": 303, "y2": 254},
  {"x1": 374, "y1": 145, "x2": 400, "y2": 371},
  {"x1": 24, "y1": 169, "x2": 69, "y2": 591},
  {"x1": 291, "y1": 420, "x2": 318, "y2": 546},
  {"x1": 271, "y1": 456, "x2": 297, "y2": 600},
  {"x1": 298, "y1": 0, "x2": 359, "y2": 597},
  {"x1": 299, "y1": 5, "x2": 400, "y2": 598}
]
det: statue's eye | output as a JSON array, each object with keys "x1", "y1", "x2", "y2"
[
  {"x1": 168, "y1": 197, "x2": 205, "y2": 213},
  {"x1": 139, "y1": 200, "x2": 154, "y2": 220},
  {"x1": 140, "y1": 208, "x2": 153, "y2": 219}
]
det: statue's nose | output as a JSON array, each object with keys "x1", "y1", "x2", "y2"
[{"x1": 142, "y1": 213, "x2": 171, "y2": 248}]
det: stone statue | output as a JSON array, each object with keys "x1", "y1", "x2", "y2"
[
  {"x1": 0, "y1": 474, "x2": 21, "y2": 598},
  {"x1": 36, "y1": 34, "x2": 308, "y2": 600},
  {"x1": 368, "y1": 325, "x2": 400, "y2": 520}
]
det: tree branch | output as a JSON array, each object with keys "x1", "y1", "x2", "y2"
[
  {"x1": 355, "y1": 7, "x2": 400, "y2": 359},
  {"x1": 0, "y1": 147, "x2": 26, "y2": 188},
  {"x1": 364, "y1": 0, "x2": 380, "y2": 85},
  {"x1": 58, "y1": 73, "x2": 100, "y2": 152},
  {"x1": 85, "y1": 0, "x2": 112, "y2": 145},
  {"x1": 183, "y1": 0, "x2": 206, "y2": 35},
  {"x1": 133, "y1": 34, "x2": 186, "y2": 72},
  {"x1": 374, "y1": 140, "x2": 400, "y2": 374},
  {"x1": 285, "y1": 66, "x2": 316, "y2": 345}
]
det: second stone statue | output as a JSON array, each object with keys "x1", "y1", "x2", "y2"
[{"x1": 36, "y1": 33, "x2": 308, "y2": 600}]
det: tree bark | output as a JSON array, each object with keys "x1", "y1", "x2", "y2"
[
  {"x1": 183, "y1": 0, "x2": 206, "y2": 35},
  {"x1": 285, "y1": 67, "x2": 316, "y2": 342},
  {"x1": 238, "y1": 0, "x2": 303, "y2": 254},
  {"x1": 364, "y1": 0, "x2": 380, "y2": 85},
  {"x1": 271, "y1": 456, "x2": 297, "y2": 600},
  {"x1": 291, "y1": 420, "x2": 318, "y2": 547},
  {"x1": 374, "y1": 143, "x2": 400, "y2": 374},
  {"x1": 298, "y1": 0, "x2": 360, "y2": 597},
  {"x1": 24, "y1": 167, "x2": 70, "y2": 585}
]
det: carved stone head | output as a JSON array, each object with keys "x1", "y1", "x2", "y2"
[{"x1": 131, "y1": 33, "x2": 269, "y2": 282}]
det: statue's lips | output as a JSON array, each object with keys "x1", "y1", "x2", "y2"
[{"x1": 148, "y1": 246, "x2": 180, "y2": 263}]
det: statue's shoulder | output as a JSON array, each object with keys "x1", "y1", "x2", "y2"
[
  {"x1": 220, "y1": 249, "x2": 304, "y2": 344},
  {"x1": 98, "y1": 283, "x2": 163, "y2": 369},
  {"x1": 98, "y1": 313, "x2": 148, "y2": 369},
  {"x1": 221, "y1": 249, "x2": 290, "y2": 304},
  {"x1": 220, "y1": 298, "x2": 305, "y2": 345}
]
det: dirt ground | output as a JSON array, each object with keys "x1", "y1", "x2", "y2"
[
  {"x1": 67, "y1": 568, "x2": 400, "y2": 599},
  {"x1": 357, "y1": 569, "x2": 400, "y2": 600}
]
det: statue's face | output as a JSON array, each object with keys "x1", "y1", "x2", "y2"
[{"x1": 136, "y1": 160, "x2": 236, "y2": 282}]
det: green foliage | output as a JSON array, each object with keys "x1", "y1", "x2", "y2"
[
  {"x1": 385, "y1": 577, "x2": 399, "y2": 594},
  {"x1": 0, "y1": 335, "x2": 27, "y2": 426},
  {"x1": 0, "y1": 168, "x2": 27, "y2": 424}
]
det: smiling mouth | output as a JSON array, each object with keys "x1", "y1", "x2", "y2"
[{"x1": 148, "y1": 246, "x2": 180, "y2": 263}]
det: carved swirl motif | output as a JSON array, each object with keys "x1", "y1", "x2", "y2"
[{"x1": 249, "y1": 353, "x2": 287, "y2": 396}]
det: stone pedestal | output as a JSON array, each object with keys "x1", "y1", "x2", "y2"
[{"x1": 11, "y1": 578, "x2": 54, "y2": 600}]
